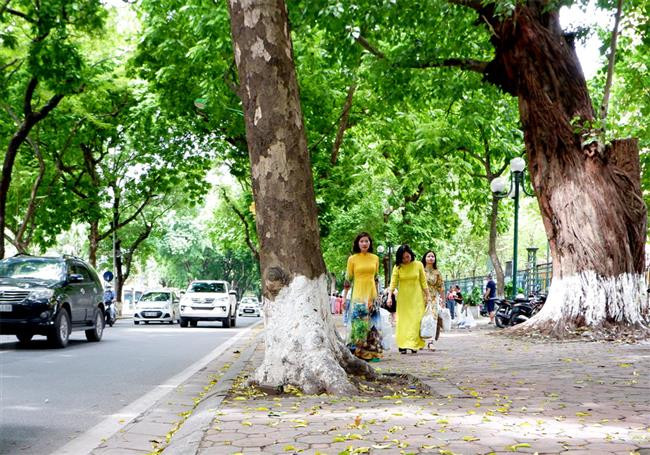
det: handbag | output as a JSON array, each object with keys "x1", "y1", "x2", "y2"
[{"x1": 420, "y1": 303, "x2": 436, "y2": 339}]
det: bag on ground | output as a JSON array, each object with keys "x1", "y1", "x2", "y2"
[
  {"x1": 378, "y1": 308, "x2": 394, "y2": 351},
  {"x1": 440, "y1": 307, "x2": 452, "y2": 331},
  {"x1": 420, "y1": 304, "x2": 436, "y2": 339}
]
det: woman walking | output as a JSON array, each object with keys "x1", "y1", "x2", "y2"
[
  {"x1": 343, "y1": 232, "x2": 382, "y2": 361},
  {"x1": 422, "y1": 250, "x2": 444, "y2": 346},
  {"x1": 389, "y1": 244, "x2": 430, "y2": 354}
]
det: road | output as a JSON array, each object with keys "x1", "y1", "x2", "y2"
[{"x1": 0, "y1": 316, "x2": 260, "y2": 455}]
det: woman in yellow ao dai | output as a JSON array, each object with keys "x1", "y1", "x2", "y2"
[
  {"x1": 344, "y1": 232, "x2": 381, "y2": 361},
  {"x1": 389, "y1": 244, "x2": 430, "y2": 353}
]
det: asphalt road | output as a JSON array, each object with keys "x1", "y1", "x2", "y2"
[{"x1": 0, "y1": 315, "x2": 260, "y2": 455}]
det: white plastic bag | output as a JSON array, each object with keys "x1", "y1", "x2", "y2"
[
  {"x1": 459, "y1": 309, "x2": 477, "y2": 328},
  {"x1": 378, "y1": 308, "x2": 395, "y2": 351},
  {"x1": 420, "y1": 305, "x2": 436, "y2": 339},
  {"x1": 440, "y1": 307, "x2": 452, "y2": 331}
]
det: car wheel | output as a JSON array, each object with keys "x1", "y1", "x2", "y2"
[
  {"x1": 48, "y1": 309, "x2": 71, "y2": 348},
  {"x1": 230, "y1": 312, "x2": 236, "y2": 327},
  {"x1": 85, "y1": 309, "x2": 105, "y2": 342},
  {"x1": 180, "y1": 318, "x2": 188, "y2": 328},
  {"x1": 190, "y1": 320, "x2": 198, "y2": 327},
  {"x1": 134, "y1": 321, "x2": 140, "y2": 325},
  {"x1": 222, "y1": 315, "x2": 231, "y2": 328},
  {"x1": 16, "y1": 332, "x2": 33, "y2": 344}
]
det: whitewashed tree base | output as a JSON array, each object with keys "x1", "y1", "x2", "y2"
[
  {"x1": 250, "y1": 274, "x2": 373, "y2": 394},
  {"x1": 512, "y1": 271, "x2": 650, "y2": 339}
]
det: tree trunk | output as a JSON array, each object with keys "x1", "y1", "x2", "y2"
[
  {"x1": 88, "y1": 220, "x2": 99, "y2": 267},
  {"x1": 115, "y1": 238, "x2": 124, "y2": 316},
  {"x1": 485, "y1": 5, "x2": 648, "y2": 338},
  {"x1": 227, "y1": 0, "x2": 372, "y2": 394},
  {"x1": 488, "y1": 193, "x2": 505, "y2": 296}
]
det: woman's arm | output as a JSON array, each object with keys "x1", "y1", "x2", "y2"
[
  {"x1": 418, "y1": 263, "x2": 431, "y2": 303},
  {"x1": 389, "y1": 265, "x2": 399, "y2": 293}
]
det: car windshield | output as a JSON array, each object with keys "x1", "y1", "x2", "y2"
[
  {"x1": 189, "y1": 282, "x2": 226, "y2": 293},
  {"x1": 0, "y1": 258, "x2": 65, "y2": 282},
  {"x1": 139, "y1": 292, "x2": 170, "y2": 302}
]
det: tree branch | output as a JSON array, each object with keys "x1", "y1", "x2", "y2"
[
  {"x1": 402, "y1": 57, "x2": 489, "y2": 74},
  {"x1": 355, "y1": 34, "x2": 488, "y2": 75},
  {"x1": 98, "y1": 192, "x2": 154, "y2": 242},
  {"x1": 331, "y1": 84, "x2": 356, "y2": 165},
  {"x1": 0, "y1": 58, "x2": 19, "y2": 72},
  {"x1": 14, "y1": 135, "x2": 45, "y2": 247},
  {"x1": 354, "y1": 35, "x2": 385, "y2": 58},
  {"x1": 5, "y1": 7, "x2": 35, "y2": 23},
  {"x1": 599, "y1": 0, "x2": 623, "y2": 124},
  {"x1": 220, "y1": 188, "x2": 260, "y2": 262}
]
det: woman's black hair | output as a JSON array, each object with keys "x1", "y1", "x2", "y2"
[
  {"x1": 352, "y1": 232, "x2": 374, "y2": 253},
  {"x1": 421, "y1": 250, "x2": 438, "y2": 270},
  {"x1": 395, "y1": 244, "x2": 415, "y2": 266}
]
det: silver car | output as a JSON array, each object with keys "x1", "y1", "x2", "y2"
[{"x1": 133, "y1": 289, "x2": 180, "y2": 325}]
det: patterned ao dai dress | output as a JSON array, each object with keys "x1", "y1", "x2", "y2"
[
  {"x1": 424, "y1": 267, "x2": 444, "y2": 321},
  {"x1": 345, "y1": 252, "x2": 382, "y2": 360}
]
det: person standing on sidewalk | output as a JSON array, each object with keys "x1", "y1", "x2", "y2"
[
  {"x1": 454, "y1": 285, "x2": 464, "y2": 314},
  {"x1": 422, "y1": 250, "x2": 444, "y2": 347},
  {"x1": 389, "y1": 244, "x2": 430, "y2": 354},
  {"x1": 446, "y1": 287, "x2": 457, "y2": 320},
  {"x1": 484, "y1": 273, "x2": 497, "y2": 324},
  {"x1": 343, "y1": 232, "x2": 382, "y2": 361}
]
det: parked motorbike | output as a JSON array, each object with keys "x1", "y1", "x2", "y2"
[
  {"x1": 103, "y1": 288, "x2": 117, "y2": 327},
  {"x1": 495, "y1": 293, "x2": 546, "y2": 328}
]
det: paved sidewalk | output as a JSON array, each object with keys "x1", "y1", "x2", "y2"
[{"x1": 196, "y1": 316, "x2": 650, "y2": 455}]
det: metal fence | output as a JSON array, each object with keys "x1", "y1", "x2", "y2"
[{"x1": 445, "y1": 262, "x2": 553, "y2": 298}]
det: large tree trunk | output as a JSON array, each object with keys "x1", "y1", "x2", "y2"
[
  {"x1": 485, "y1": 5, "x2": 648, "y2": 338},
  {"x1": 488, "y1": 194, "x2": 505, "y2": 296},
  {"x1": 227, "y1": 0, "x2": 372, "y2": 394}
]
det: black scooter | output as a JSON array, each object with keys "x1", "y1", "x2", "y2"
[
  {"x1": 103, "y1": 289, "x2": 117, "y2": 327},
  {"x1": 495, "y1": 293, "x2": 546, "y2": 328}
]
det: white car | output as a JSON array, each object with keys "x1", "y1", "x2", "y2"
[
  {"x1": 133, "y1": 289, "x2": 180, "y2": 325},
  {"x1": 238, "y1": 299, "x2": 260, "y2": 317},
  {"x1": 179, "y1": 280, "x2": 237, "y2": 328}
]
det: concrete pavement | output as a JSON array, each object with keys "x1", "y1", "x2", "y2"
[{"x1": 82, "y1": 314, "x2": 650, "y2": 455}]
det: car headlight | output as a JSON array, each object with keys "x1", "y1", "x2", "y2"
[{"x1": 30, "y1": 289, "x2": 54, "y2": 300}]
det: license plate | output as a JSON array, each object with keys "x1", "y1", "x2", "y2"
[
  {"x1": 244, "y1": 309, "x2": 254, "y2": 313},
  {"x1": 144, "y1": 311, "x2": 157, "y2": 317},
  {"x1": 0, "y1": 304, "x2": 11, "y2": 312}
]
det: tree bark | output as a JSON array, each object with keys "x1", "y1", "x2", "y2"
[
  {"x1": 227, "y1": 0, "x2": 372, "y2": 394},
  {"x1": 88, "y1": 220, "x2": 99, "y2": 268},
  {"x1": 482, "y1": 4, "x2": 648, "y2": 338}
]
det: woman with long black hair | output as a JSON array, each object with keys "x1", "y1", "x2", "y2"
[{"x1": 388, "y1": 244, "x2": 430, "y2": 354}]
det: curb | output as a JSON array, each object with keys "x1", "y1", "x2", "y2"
[{"x1": 163, "y1": 333, "x2": 261, "y2": 454}]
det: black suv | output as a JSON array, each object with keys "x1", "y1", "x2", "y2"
[{"x1": 0, "y1": 255, "x2": 105, "y2": 348}]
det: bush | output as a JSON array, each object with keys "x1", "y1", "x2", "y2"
[
  {"x1": 465, "y1": 287, "x2": 483, "y2": 306},
  {"x1": 504, "y1": 281, "x2": 524, "y2": 297}
]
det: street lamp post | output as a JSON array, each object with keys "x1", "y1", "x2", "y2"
[{"x1": 490, "y1": 157, "x2": 534, "y2": 299}]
